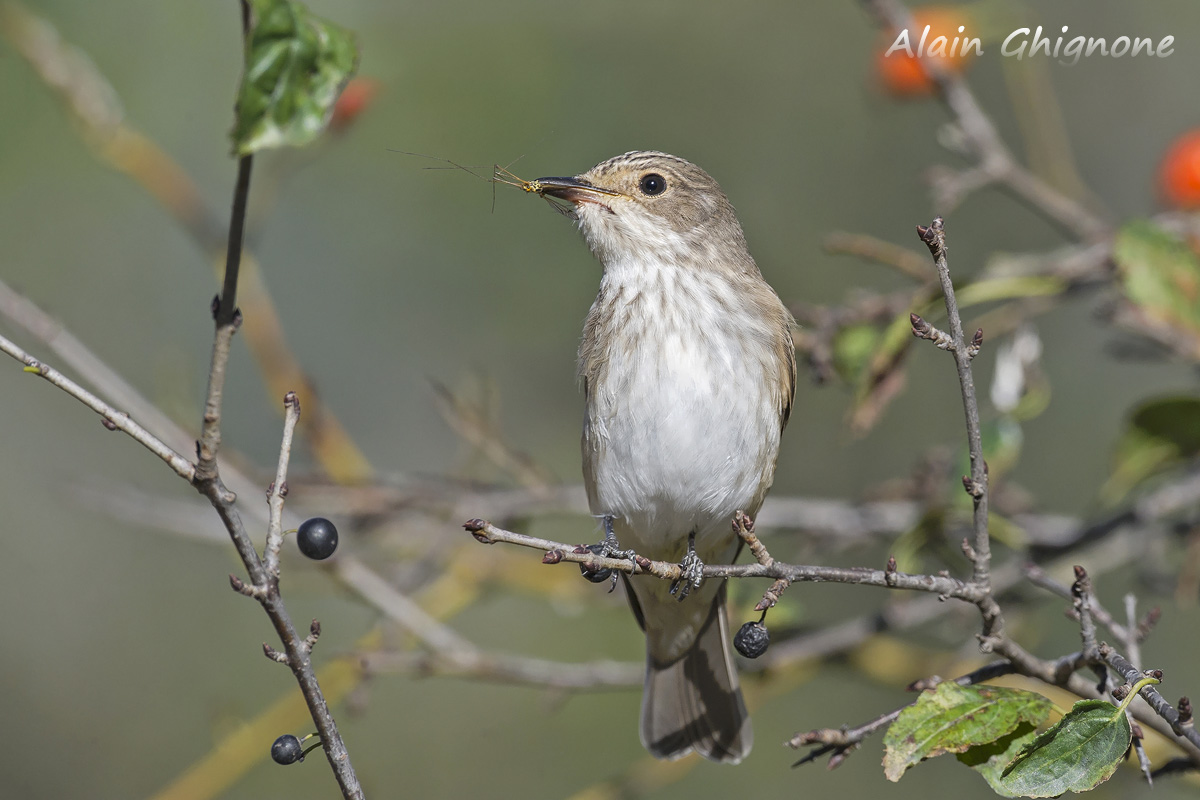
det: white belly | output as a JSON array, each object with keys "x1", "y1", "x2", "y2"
[{"x1": 581, "y1": 267, "x2": 781, "y2": 561}]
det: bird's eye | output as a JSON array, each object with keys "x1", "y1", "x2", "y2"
[{"x1": 638, "y1": 173, "x2": 667, "y2": 196}]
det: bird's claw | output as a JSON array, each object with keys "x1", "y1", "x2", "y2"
[
  {"x1": 581, "y1": 515, "x2": 636, "y2": 592},
  {"x1": 670, "y1": 532, "x2": 704, "y2": 601}
]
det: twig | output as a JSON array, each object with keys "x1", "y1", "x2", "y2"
[
  {"x1": 823, "y1": 231, "x2": 934, "y2": 282},
  {"x1": 360, "y1": 650, "x2": 641, "y2": 691},
  {"x1": 1101, "y1": 646, "x2": 1200, "y2": 753},
  {"x1": 788, "y1": 661, "x2": 1015, "y2": 768},
  {"x1": 1022, "y1": 563, "x2": 1133, "y2": 647},
  {"x1": 733, "y1": 512, "x2": 791, "y2": 611},
  {"x1": 915, "y1": 218, "x2": 1000, "y2": 634},
  {"x1": 1071, "y1": 566, "x2": 1100, "y2": 665},
  {"x1": 465, "y1": 518, "x2": 988, "y2": 602},
  {"x1": 909, "y1": 312, "x2": 982, "y2": 359},
  {"x1": 264, "y1": 392, "x2": 301, "y2": 579},
  {"x1": 185, "y1": 131, "x2": 359, "y2": 795},
  {"x1": 0, "y1": 334, "x2": 195, "y2": 480},
  {"x1": 1124, "y1": 595, "x2": 1144, "y2": 671},
  {"x1": 194, "y1": 152, "x2": 252, "y2": 485}
]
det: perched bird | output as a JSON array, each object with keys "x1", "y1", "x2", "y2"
[{"x1": 532, "y1": 151, "x2": 796, "y2": 763}]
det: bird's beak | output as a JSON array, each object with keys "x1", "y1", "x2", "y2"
[{"x1": 533, "y1": 176, "x2": 621, "y2": 205}]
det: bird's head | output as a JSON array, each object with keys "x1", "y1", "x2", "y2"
[{"x1": 534, "y1": 151, "x2": 753, "y2": 273}]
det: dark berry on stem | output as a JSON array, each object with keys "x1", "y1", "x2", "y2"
[
  {"x1": 297, "y1": 517, "x2": 339, "y2": 560},
  {"x1": 271, "y1": 734, "x2": 303, "y2": 765},
  {"x1": 734, "y1": 620, "x2": 769, "y2": 659}
]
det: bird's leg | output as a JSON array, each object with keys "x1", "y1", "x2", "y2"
[
  {"x1": 581, "y1": 514, "x2": 637, "y2": 592},
  {"x1": 596, "y1": 514, "x2": 628, "y2": 556},
  {"x1": 670, "y1": 531, "x2": 704, "y2": 601}
]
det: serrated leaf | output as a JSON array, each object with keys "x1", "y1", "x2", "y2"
[
  {"x1": 1113, "y1": 220, "x2": 1200, "y2": 354},
  {"x1": 958, "y1": 721, "x2": 1040, "y2": 798},
  {"x1": 882, "y1": 683, "x2": 1054, "y2": 781},
  {"x1": 997, "y1": 698, "x2": 1130, "y2": 797},
  {"x1": 231, "y1": 0, "x2": 359, "y2": 155}
]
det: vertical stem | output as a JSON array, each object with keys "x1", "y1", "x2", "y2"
[
  {"x1": 917, "y1": 218, "x2": 998, "y2": 633},
  {"x1": 217, "y1": 154, "x2": 253, "y2": 326}
]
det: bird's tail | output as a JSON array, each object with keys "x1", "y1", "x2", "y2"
[{"x1": 639, "y1": 586, "x2": 752, "y2": 763}]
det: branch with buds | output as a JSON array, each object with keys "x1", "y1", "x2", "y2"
[{"x1": 465, "y1": 216, "x2": 1200, "y2": 776}]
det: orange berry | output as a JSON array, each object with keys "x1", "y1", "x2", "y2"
[
  {"x1": 876, "y1": 48, "x2": 936, "y2": 96},
  {"x1": 329, "y1": 77, "x2": 379, "y2": 132},
  {"x1": 876, "y1": 7, "x2": 974, "y2": 97},
  {"x1": 1159, "y1": 129, "x2": 1200, "y2": 209}
]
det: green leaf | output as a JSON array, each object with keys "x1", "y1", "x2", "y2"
[
  {"x1": 997, "y1": 698, "x2": 1130, "y2": 797},
  {"x1": 832, "y1": 323, "x2": 880, "y2": 382},
  {"x1": 958, "y1": 721, "x2": 1040, "y2": 798},
  {"x1": 231, "y1": 0, "x2": 359, "y2": 155},
  {"x1": 1113, "y1": 220, "x2": 1200, "y2": 355},
  {"x1": 1102, "y1": 395, "x2": 1200, "y2": 502},
  {"x1": 882, "y1": 682, "x2": 1054, "y2": 782}
]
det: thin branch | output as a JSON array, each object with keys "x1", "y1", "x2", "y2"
[
  {"x1": 334, "y1": 555, "x2": 479, "y2": 654},
  {"x1": 909, "y1": 312, "x2": 982, "y2": 359},
  {"x1": 194, "y1": 153, "x2": 253, "y2": 484},
  {"x1": 264, "y1": 391, "x2": 301, "y2": 579},
  {"x1": 789, "y1": 661, "x2": 1015, "y2": 768},
  {"x1": 823, "y1": 230, "x2": 935, "y2": 282},
  {"x1": 915, "y1": 220, "x2": 996, "y2": 613},
  {"x1": 361, "y1": 650, "x2": 641, "y2": 691},
  {"x1": 183, "y1": 133, "x2": 358, "y2": 795},
  {"x1": 1071, "y1": 566, "x2": 1100, "y2": 664},
  {"x1": 465, "y1": 518, "x2": 987, "y2": 603},
  {"x1": 1101, "y1": 647, "x2": 1200, "y2": 753},
  {"x1": 0, "y1": 333, "x2": 195, "y2": 480}
]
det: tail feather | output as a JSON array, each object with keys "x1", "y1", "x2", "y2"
[{"x1": 639, "y1": 588, "x2": 752, "y2": 763}]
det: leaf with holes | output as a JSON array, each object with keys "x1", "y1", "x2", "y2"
[
  {"x1": 231, "y1": 0, "x2": 359, "y2": 155},
  {"x1": 883, "y1": 682, "x2": 1053, "y2": 781}
]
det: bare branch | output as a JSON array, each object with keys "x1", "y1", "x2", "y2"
[
  {"x1": 0, "y1": 333, "x2": 195, "y2": 480},
  {"x1": 465, "y1": 518, "x2": 987, "y2": 602},
  {"x1": 264, "y1": 391, "x2": 301, "y2": 579},
  {"x1": 1101, "y1": 647, "x2": 1200, "y2": 754},
  {"x1": 361, "y1": 650, "x2": 641, "y2": 691},
  {"x1": 916, "y1": 220, "x2": 996, "y2": 610}
]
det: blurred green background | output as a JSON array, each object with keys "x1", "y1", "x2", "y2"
[{"x1": 2, "y1": 0, "x2": 1199, "y2": 797}]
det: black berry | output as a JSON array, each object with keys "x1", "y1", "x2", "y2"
[
  {"x1": 733, "y1": 620, "x2": 769, "y2": 659},
  {"x1": 579, "y1": 543, "x2": 613, "y2": 583},
  {"x1": 297, "y1": 517, "x2": 339, "y2": 560},
  {"x1": 271, "y1": 734, "x2": 303, "y2": 765}
]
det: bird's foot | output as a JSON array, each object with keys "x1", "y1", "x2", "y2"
[
  {"x1": 580, "y1": 515, "x2": 635, "y2": 592},
  {"x1": 670, "y1": 532, "x2": 704, "y2": 601}
]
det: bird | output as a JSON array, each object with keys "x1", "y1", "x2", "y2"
[{"x1": 531, "y1": 151, "x2": 796, "y2": 763}]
